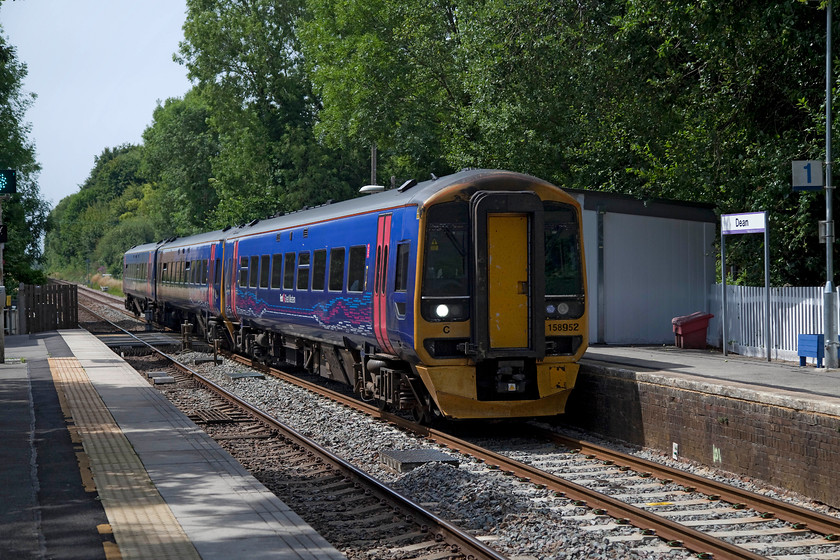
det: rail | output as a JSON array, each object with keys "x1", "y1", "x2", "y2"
[{"x1": 79, "y1": 305, "x2": 509, "y2": 560}]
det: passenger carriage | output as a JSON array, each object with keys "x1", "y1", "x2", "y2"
[{"x1": 124, "y1": 169, "x2": 587, "y2": 421}]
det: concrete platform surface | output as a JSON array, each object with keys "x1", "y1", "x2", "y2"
[{"x1": 1, "y1": 330, "x2": 345, "y2": 560}]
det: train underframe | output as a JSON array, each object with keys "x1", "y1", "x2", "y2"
[
  {"x1": 126, "y1": 296, "x2": 578, "y2": 422},
  {"x1": 127, "y1": 296, "x2": 440, "y2": 423}
]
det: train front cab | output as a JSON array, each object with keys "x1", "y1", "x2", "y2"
[{"x1": 413, "y1": 174, "x2": 587, "y2": 419}]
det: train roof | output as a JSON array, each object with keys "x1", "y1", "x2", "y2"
[{"x1": 131, "y1": 169, "x2": 555, "y2": 253}]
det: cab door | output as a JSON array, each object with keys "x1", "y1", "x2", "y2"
[{"x1": 471, "y1": 191, "x2": 545, "y2": 360}]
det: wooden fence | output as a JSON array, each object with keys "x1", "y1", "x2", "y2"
[
  {"x1": 707, "y1": 284, "x2": 831, "y2": 362},
  {"x1": 19, "y1": 282, "x2": 78, "y2": 334}
]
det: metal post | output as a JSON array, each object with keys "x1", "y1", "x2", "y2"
[
  {"x1": 721, "y1": 233, "x2": 727, "y2": 356},
  {"x1": 597, "y1": 206, "x2": 606, "y2": 344},
  {"x1": 826, "y1": 1, "x2": 838, "y2": 368},
  {"x1": 0, "y1": 196, "x2": 5, "y2": 363},
  {"x1": 371, "y1": 144, "x2": 377, "y2": 186},
  {"x1": 765, "y1": 225, "x2": 771, "y2": 361}
]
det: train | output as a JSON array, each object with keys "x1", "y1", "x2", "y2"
[{"x1": 123, "y1": 169, "x2": 588, "y2": 421}]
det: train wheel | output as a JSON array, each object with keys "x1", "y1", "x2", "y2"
[{"x1": 413, "y1": 395, "x2": 442, "y2": 426}]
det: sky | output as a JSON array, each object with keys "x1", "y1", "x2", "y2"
[{"x1": 1, "y1": 0, "x2": 192, "y2": 208}]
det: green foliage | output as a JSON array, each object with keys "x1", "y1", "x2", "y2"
[
  {"x1": 40, "y1": 0, "x2": 840, "y2": 289},
  {"x1": 44, "y1": 145, "x2": 152, "y2": 277},
  {"x1": 179, "y1": 0, "x2": 362, "y2": 226},
  {"x1": 142, "y1": 91, "x2": 218, "y2": 235},
  {"x1": 0, "y1": 23, "x2": 49, "y2": 287},
  {"x1": 299, "y1": 0, "x2": 461, "y2": 181}
]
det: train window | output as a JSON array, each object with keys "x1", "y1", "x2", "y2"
[
  {"x1": 202, "y1": 259, "x2": 209, "y2": 285},
  {"x1": 312, "y1": 249, "x2": 327, "y2": 291},
  {"x1": 348, "y1": 245, "x2": 366, "y2": 292},
  {"x1": 271, "y1": 254, "x2": 282, "y2": 289},
  {"x1": 214, "y1": 259, "x2": 221, "y2": 287},
  {"x1": 422, "y1": 201, "x2": 469, "y2": 298},
  {"x1": 260, "y1": 255, "x2": 270, "y2": 288},
  {"x1": 239, "y1": 257, "x2": 248, "y2": 287},
  {"x1": 283, "y1": 252, "x2": 296, "y2": 290},
  {"x1": 329, "y1": 248, "x2": 345, "y2": 291},
  {"x1": 297, "y1": 252, "x2": 310, "y2": 290},
  {"x1": 249, "y1": 256, "x2": 259, "y2": 287},
  {"x1": 186, "y1": 261, "x2": 193, "y2": 284},
  {"x1": 544, "y1": 202, "x2": 583, "y2": 296},
  {"x1": 395, "y1": 243, "x2": 410, "y2": 292}
]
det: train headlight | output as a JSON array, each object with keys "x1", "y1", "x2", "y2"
[
  {"x1": 556, "y1": 302, "x2": 570, "y2": 315},
  {"x1": 422, "y1": 297, "x2": 469, "y2": 321},
  {"x1": 546, "y1": 304, "x2": 556, "y2": 314}
]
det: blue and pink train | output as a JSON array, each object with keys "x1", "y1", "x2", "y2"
[{"x1": 124, "y1": 169, "x2": 588, "y2": 421}]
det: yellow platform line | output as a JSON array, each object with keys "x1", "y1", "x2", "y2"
[{"x1": 48, "y1": 357, "x2": 201, "y2": 560}]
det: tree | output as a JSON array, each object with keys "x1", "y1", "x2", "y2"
[
  {"x1": 299, "y1": 0, "x2": 464, "y2": 181},
  {"x1": 44, "y1": 145, "x2": 150, "y2": 276},
  {"x1": 603, "y1": 0, "x2": 830, "y2": 285},
  {"x1": 0, "y1": 22, "x2": 49, "y2": 286},
  {"x1": 142, "y1": 91, "x2": 219, "y2": 235},
  {"x1": 178, "y1": 0, "x2": 361, "y2": 226}
]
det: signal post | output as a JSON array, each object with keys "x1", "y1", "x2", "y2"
[{"x1": 0, "y1": 169, "x2": 17, "y2": 363}]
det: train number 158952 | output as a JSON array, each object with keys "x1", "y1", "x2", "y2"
[{"x1": 547, "y1": 322, "x2": 580, "y2": 333}]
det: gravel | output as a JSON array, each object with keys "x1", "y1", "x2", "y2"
[
  {"x1": 78, "y1": 298, "x2": 840, "y2": 558},
  {"x1": 174, "y1": 350, "x2": 695, "y2": 559}
]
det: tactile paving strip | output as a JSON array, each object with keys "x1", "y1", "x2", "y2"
[{"x1": 48, "y1": 357, "x2": 201, "y2": 560}]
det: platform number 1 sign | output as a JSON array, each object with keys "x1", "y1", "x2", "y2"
[{"x1": 792, "y1": 160, "x2": 824, "y2": 191}]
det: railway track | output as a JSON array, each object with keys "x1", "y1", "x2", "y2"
[
  {"x1": 220, "y1": 350, "x2": 840, "y2": 560},
  {"x1": 78, "y1": 305, "x2": 507, "y2": 560},
  {"x1": 78, "y1": 289, "x2": 840, "y2": 559}
]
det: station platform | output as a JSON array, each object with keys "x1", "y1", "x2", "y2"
[
  {"x1": 583, "y1": 345, "x2": 840, "y2": 413},
  {"x1": 0, "y1": 329, "x2": 345, "y2": 560},
  {"x1": 566, "y1": 344, "x2": 840, "y2": 511}
]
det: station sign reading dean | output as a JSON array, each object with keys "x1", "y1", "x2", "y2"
[{"x1": 721, "y1": 211, "x2": 766, "y2": 235}]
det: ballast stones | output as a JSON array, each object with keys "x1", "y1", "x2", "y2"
[{"x1": 379, "y1": 448, "x2": 459, "y2": 473}]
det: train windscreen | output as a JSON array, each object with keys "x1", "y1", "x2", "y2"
[
  {"x1": 544, "y1": 202, "x2": 583, "y2": 297},
  {"x1": 422, "y1": 201, "x2": 470, "y2": 321}
]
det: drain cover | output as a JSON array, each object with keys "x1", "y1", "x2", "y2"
[{"x1": 380, "y1": 448, "x2": 459, "y2": 473}]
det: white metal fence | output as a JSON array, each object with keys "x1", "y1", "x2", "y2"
[{"x1": 707, "y1": 284, "x2": 834, "y2": 363}]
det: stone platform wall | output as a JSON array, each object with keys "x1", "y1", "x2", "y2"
[{"x1": 560, "y1": 363, "x2": 840, "y2": 508}]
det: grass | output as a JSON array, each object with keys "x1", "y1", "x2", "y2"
[{"x1": 89, "y1": 273, "x2": 125, "y2": 298}]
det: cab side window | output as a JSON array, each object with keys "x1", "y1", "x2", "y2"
[{"x1": 395, "y1": 243, "x2": 410, "y2": 292}]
